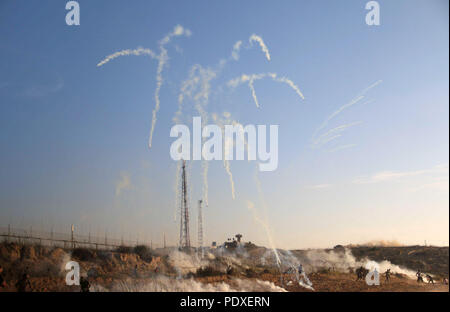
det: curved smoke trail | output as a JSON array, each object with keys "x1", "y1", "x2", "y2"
[
  {"x1": 228, "y1": 73, "x2": 304, "y2": 108},
  {"x1": 97, "y1": 48, "x2": 157, "y2": 67},
  {"x1": 249, "y1": 34, "x2": 271, "y2": 61}
]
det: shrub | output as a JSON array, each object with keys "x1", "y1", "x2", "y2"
[
  {"x1": 72, "y1": 248, "x2": 95, "y2": 261},
  {"x1": 116, "y1": 245, "x2": 133, "y2": 254},
  {"x1": 245, "y1": 268, "x2": 256, "y2": 278},
  {"x1": 196, "y1": 266, "x2": 221, "y2": 277},
  {"x1": 133, "y1": 245, "x2": 153, "y2": 262}
]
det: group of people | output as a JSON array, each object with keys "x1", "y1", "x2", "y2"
[
  {"x1": 353, "y1": 266, "x2": 447, "y2": 286},
  {"x1": 416, "y1": 269, "x2": 437, "y2": 284}
]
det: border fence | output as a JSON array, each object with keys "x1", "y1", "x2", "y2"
[{"x1": 0, "y1": 225, "x2": 158, "y2": 251}]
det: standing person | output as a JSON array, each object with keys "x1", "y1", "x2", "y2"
[
  {"x1": 426, "y1": 274, "x2": 434, "y2": 284},
  {"x1": 416, "y1": 270, "x2": 423, "y2": 283},
  {"x1": 384, "y1": 269, "x2": 391, "y2": 283},
  {"x1": 356, "y1": 266, "x2": 365, "y2": 281},
  {"x1": 79, "y1": 276, "x2": 90, "y2": 292},
  {"x1": 226, "y1": 264, "x2": 233, "y2": 275},
  {"x1": 16, "y1": 273, "x2": 32, "y2": 292},
  {"x1": 298, "y1": 264, "x2": 303, "y2": 275},
  {"x1": 0, "y1": 265, "x2": 6, "y2": 288}
]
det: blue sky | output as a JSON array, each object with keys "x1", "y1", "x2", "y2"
[{"x1": 0, "y1": 0, "x2": 448, "y2": 248}]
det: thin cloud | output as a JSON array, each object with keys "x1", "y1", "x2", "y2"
[
  {"x1": 308, "y1": 184, "x2": 332, "y2": 189},
  {"x1": 408, "y1": 176, "x2": 449, "y2": 192},
  {"x1": 353, "y1": 164, "x2": 448, "y2": 184}
]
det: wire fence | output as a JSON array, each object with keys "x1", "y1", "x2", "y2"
[{"x1": 0, "y1": 225, "x2": 160, "y2": 251}]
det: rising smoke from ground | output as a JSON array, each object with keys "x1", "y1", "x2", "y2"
[{"x1": 91, "y1": 275, "x2": 286, "y2": 292}]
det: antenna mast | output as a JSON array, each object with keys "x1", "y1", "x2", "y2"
[
  {"x1": 179, "y1": 160, "x2": 190, "y2": 249},
  {"x1": 198, "y1": 199, "x2": 204, "y2": 257}
]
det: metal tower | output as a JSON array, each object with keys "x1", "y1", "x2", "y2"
[
  {"x1": 197, "y1": 199, "x2": 204, "y2": 257},
  {"x1": 179, "y1": 160, "x2": 191, "y2": 249}
]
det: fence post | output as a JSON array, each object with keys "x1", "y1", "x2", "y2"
[
  {"x1": 7, "y1": 224, "x2": 10, "y2": 243},
  {"x1": 71, "y1": 224, "x2": 76, "y2": 249}
]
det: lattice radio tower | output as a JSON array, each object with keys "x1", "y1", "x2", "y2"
[
  {"x1": 197, "y1": 199, "x2": 204, "y2": 257},
  {"x1": 179, "y1": 160, "x2": 190, "y2": 249}
]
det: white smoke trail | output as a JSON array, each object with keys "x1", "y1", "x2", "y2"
[
  {"x1": 246, "y1": 200, "x2": 281, "y2": 267},
  {"x1": 224, "y1": 143, "x2": 236, "y2": 199},
  {"x1": 228, "y1": 73, "x2": 304, "y2": 108},
  {"x1": 202, "y1": 160, "x2": 210, "y2": 205},
  {"x1": 251, "y1": 172, "x2": 315, "y2": 290},
  {"x1": 97, "y1": 25, "x2": 191, "y2": 149},
  {"x1": 272, "y1": 76, "x2": 305, "y2": 100},
  {"x1": 313, "y1": 80, "x2": 381, "y2": 137},
  {"x1": 358, "y1": 79, "x2": 382, "y2": 96},
  {"x1": 231, "y1": 40, "x2": 243, "y2": 61},
  {"x1": 312, "y1": 121, "x2": 362, "y2": 147},
  {"x1": 171, "y1": 34, "x2": 277, "y2": 202},
  {"x1": 149, "y1": 25, "x2": 191, "y2": 149},
  {"x1": 249, "y1": 34, "x2": 271, "y2": 61},
  {"x1": 211, "y1": 113, "x2": 236, "y2": 199},
  {"x1": 96, "y1": 47, "x2": 157, "y2": 67},
  {"x1": 316, "y1": 96, "x2": 364, "y2": 135},
  {"x1": 174, "y1": 64, "x2": 217, "y2": 204}
]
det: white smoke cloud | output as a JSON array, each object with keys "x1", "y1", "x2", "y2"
[
  {"x1": 296, "y1": 248, "x2": 417, "y2": 278},
  {"x1": 231, "y1": 40, "x2": 243, "y2": 61},
  {"x1": 92, "y1": 275, "x2": 286, "y2": 292}
]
